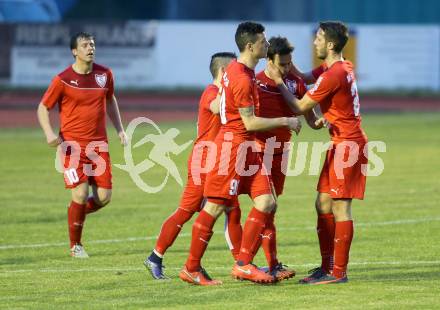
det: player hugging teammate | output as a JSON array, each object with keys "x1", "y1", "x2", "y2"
[{"x1": 38, "y1": 21, "x2": 367, "y2": 286}]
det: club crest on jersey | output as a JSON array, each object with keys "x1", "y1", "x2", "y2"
[
  {"x1": 286, "y1": 79, "x2": 297, "y2": 94},
  {"x1": 95, "y1": 73, "x2": 107, "y2": 88}
]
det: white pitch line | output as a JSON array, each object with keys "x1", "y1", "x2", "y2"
[
  {"x1": 281, "y1": 217, "x2": 440, "y2": 231},
  {"x1": 1, "y1": 217, "x2": 440, "y2": 251},
  {"x1": 1, "y1": 260, "x2": 439, "y2": 274}
]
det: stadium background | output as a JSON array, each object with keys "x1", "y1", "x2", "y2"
[{"x1": 0, "y1": 0, "x2": 439, "y2": 309}]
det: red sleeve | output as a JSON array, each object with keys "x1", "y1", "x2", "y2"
[
  {"x1": 296, "y1": 79, "x2": 307, "y2": 99},
  {"x1": 312, "y1": 64, "x2": 326, "y2": 79},
  {"x1": 307, "y1": 73, "x2": 338, "y2": 103},
  {"x1": 201, "y1": 86, "x2": 219, "y2": 111},
  {"x1": 233, "y1": 76, "x2": 255, "y2": 108},
  {"x1": 106, "y1": 70, "x2": 114, "y2": 101},
  {"x1": 41, "y1": 76, "x2": 63, "y2": 110}
]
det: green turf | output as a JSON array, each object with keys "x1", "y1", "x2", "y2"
[{"x1": 1, "y1": 112, "x2": 439, "y2": 309}]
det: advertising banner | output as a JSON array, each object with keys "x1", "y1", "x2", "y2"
[
  {"x1": 11, "y1": 22, "x2": 157, "y2": 87},
  {"x1": 357, "y1": 25, "x2": 440, "y2": 90}
]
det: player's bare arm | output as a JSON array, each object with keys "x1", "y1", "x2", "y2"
[
  {"x1": 304, "y1": 109, "x2": 327, "y2": 130},
  {"x1": 267, "y1": 62, "x2": 318, "y2": 114},
  {"x1": 289, "y1": 63, "x2": 316, "y2": 85},
  {"x1": 209, "y1": 90, "x2": 222, "y2": 114},
  {"x1": 239, "y1": 106, "x2": 301, "y2": 134},
  {"x1": 37, "y1": 102, "x2": 62, "y2": 147},
  {"x1": 107, "y1": 95, "x2": 127, "y2": 146},
  {"x1": 266, "y1": 62, "x2": 307, "y2": 114},
  {"x1": 288, "y1": 93, "x2": 318, "y2": 114}
]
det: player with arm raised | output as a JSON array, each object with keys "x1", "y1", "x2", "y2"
[
  {"x1": 268, "y1": 21, "x2": 368, "y2": 284},
  {"x1": 179, "y1": 21, "x2": 301, "y2": 286},
  {"x1": 237, "y1": 36, "x2": 325, "y2": 281}
]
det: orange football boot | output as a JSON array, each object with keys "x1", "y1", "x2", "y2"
[
  {"x1": 179, "y1": 266, "x2": 222, "y2": 286},
  {"x1": 231, "y1": 263, "x2": 276, "y2": 284}
]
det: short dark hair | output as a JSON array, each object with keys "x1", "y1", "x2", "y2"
[
  {"x1": 235, "y1": 21, "x2": 265, "y2": 52},
  {"x1": 267, "y1": 36, "x2": 294, "y2": 61},
  {"x1": 70, "y1": 32, "x2": 94, "y2": 50},
  {"x1": 319, "y1": 21, "x2": 348, "y2": 54},
  {"x1": 209, "y1": 52, "x2": 236, "y2": 78}
]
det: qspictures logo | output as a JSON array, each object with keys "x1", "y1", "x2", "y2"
[{"x1": 54, "y1": 117, "x2": 386, "y2": 193}]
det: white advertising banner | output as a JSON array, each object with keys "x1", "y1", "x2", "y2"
[
  {"x1": 8, "y1": 22, "x2": 440, "y2": 90},
  {"x1": 152, "y1": 22, "x2": 313, "y2": 88},
  {"x1": 357, "y1": 25, "x2": 440, "y2": 90},
  {"x1": 11, "y1": 22, "x2": 157, "y2": 87}
]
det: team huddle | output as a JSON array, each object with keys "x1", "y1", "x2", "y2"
[{"x1": 38, "y1": 20, "x2": 368, "y2": 286}]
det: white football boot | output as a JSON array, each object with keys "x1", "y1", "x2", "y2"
[{"x1": 70, "y1": 244, "x2": 89, "y2": 258}]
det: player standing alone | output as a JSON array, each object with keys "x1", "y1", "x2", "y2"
[
  {"x1": 37, "y1": 32, "x2": 127, "y2": 258},
  {"x1": 269, "y1": 21, "x2": 368, "y2": 284}
]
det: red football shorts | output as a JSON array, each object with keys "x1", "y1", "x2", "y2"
[
  {"x1": 181, "y1": 145, "x2": 239, "y2": 212},
  {"x1": 204, "y1": 136, "x2": 272, "y2": 205},
  {"x1": 59, "y1": 141, "x2": 112, "y2": 189},
  {"x1": 262, "y1": 152, "x2": 286, "y2": 197},
  {"x1": 317, "y1": 140, "x2": 368, "y2": 200}
]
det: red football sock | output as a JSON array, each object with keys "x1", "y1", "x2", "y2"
[
  {"x1": 317, "y1": 213, "x2": 335, "y2": 273},
  {"x1": 238, "y1": 207, "x2": 270, "y2": 265},
  {"x1": 85, "y1": 197, "x2": 103, "y2": 214},
  {"x1": 155, "y1": 208, "x2": 194, "y2": 255},
  {"x1": 261, "y1": 210, "x2": 278, "y2": 271},
  {"x1": 185, "y1": 210, "x2": 216, "y2": 272},
  {"x1": 225, "y1": 207, "x2": 242, "y2": 260},
  {"x1": 332, "y1": 220, "x2": 354, "y2": 278},
  {"x1": 68, "y1": 201, "x2": 86, "y2": 248}
]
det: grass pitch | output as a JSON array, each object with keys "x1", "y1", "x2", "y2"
[{"x1": 0, "y1": 112, "x2": 439, "y2": 309}]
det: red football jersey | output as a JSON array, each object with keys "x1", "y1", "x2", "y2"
[
  {"x1": 194, "y1": 84, "x2": 221, "y2": 144},
  {"x1": 312, "y1": 63, "x2": 326, "y2": 79},
  {"x1": 219, "y1": 60, "x2": 259, "y2": 140},
  {"x1": 255, "y1": 70, "x2": 307, "y2": 153},
  {"x1": 307, "y1": 60, "x2": 367, "y2": 142},
  {"x1": 41, "y1": 63, "x2": 114, "y2": 146},
  {"x1": 186, "y1": 84, "x2": 221, "y2": 188}
]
